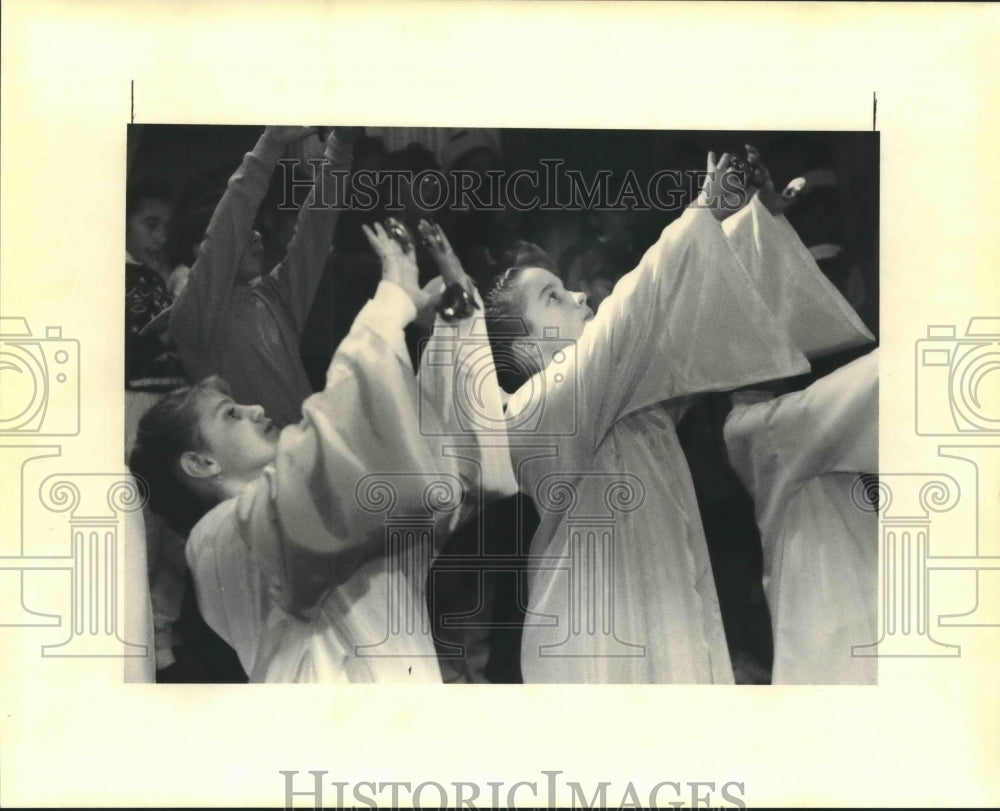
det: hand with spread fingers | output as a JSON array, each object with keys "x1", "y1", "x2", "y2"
[
  {"x1": 695, "y1": 150, "x2": 755, "y2": 221},
  {"x1": 321, "y1": 126, "x2": 364, "y2": 164},
  {"x1": 362, "y1": 219, "x2": 426, "y2": 309},
  {"x1": 418, "y1": 219, "x2": 480, "y2": 322},
  {"x1": 742, "y1": 144, "x2": 798, "y2": 217}
]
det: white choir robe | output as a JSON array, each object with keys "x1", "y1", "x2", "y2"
[
  {"x1": 507, "y1": 195, "x2": 875, "y2": 684},
  {"x1": 724, "y1": 348, "x2": 879, "y2": 685},
  {"x1": 185, "y1": 281, "x2": 517, "y2": 682},
  {"x1": 123, "y1": 503, "x2": 156, "y2": 683}
]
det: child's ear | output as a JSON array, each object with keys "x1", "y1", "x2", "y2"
[{"x1": 179, "y1": 450, "x2": 220, "y2": 481}]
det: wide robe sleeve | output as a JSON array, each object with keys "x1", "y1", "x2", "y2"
[
  {"x1": 184, "y1": 498, "x2": 272, "y2": 675},
  {"x1": 506, "y1": 204, "x2": 810, "y2": 468},
  {"x1": 723, "y1": 347, "x2": 879, "y2": 533},
  {"x1": 123, "y1": 503, "x2": 156, "y2": 683},
  {"x1": 721, "y1": 194, "x2": 875, "y2": 359},
  {"x1": 722, "y1": 348, "x2": 879, "y2": 684},
  {"x1": 170, "y1": 135, "x2": 284, "y2": 359},
  {"x1": 222, "y1": 280, "x2": 474, "y2": 615},
  {"x1": 257, "y1": 147, "x2": 351, "y2": 336}
]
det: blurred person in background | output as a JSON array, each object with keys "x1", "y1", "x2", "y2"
[
  {"x1": 170, "y1": 125, "x2": 359, "y2": 429},
  {"x1": 124, "y1": 176, "x2": 188, "y2": 680}
]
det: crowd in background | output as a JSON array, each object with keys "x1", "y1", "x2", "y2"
[{"x1": 125, "y1": 125, "x2": 879, "y2": 684}]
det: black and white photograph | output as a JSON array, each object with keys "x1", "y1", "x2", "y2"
[
  {"x1": 124, "y1": 124, "x2": 880, "y2": 688},
  {"x1": 2, "y1": 2, "x2": 997, "y2": 808}
]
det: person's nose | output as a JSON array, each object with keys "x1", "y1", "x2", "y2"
[
  {"x1": 571, "y1": 290, "x2": 587, "y2": 307},
  {"x1": 245, "y1": 404, "x2": 265, "y2": 422}
]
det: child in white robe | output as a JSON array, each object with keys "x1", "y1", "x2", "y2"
[
  {"x1": 724, "y1": 348, "x2": 879, "y2": 684},
  {"x1": 129, "y1": 222, "x2": 516, "y2": 682},
  {"x1": 484, "y1": 152, "x2": 875, "y2": 683}
]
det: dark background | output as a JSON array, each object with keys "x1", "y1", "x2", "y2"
[{"x1": 129, "y1": 126, "x2": 878, "y2": 684}]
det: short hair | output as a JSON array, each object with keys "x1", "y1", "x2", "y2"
[
  {"x1": 481, "y1": 265, "x2": 539, "y2": 394},
  {"x1": 128, "y1": 376, "x2": 230, "y2": 537},
  {"x1": 126, "y1": 176, "x2": 174, "y2": 220},
  {"x1": 495, "y1": 240, "x2": 556, "y2": 274}
]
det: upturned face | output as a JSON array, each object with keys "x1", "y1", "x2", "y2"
[
  {"x1": 513, "y1": 266, "x2": 594, "y2": 342},
  {"x1": 506, "y1": 266, "x2": 595, "y2": 376},
  {"x1": 192, "y1": 388, "x2": 280, "y2": 482}
]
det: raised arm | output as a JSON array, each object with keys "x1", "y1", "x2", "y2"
[
  {"x1": 169, "y1": 126, "x2": 314, "y2": 352},
  {"x1": 228, "y1": 222, "x2": 482, "y2": 614},
  {"x1": 720, "y1": 150, "x2": 875, "y2": 358},
  {"x1": 415, "y1": 220, "x2": 519, "y2": 534},
  {"x1": 506, "y1": 154, "x2": 812, "y2": 463},
  {"x1": 724, "y1": 347, "x2": 879, "y2": 515},
  {"x1": 263, "y1": 127, "x2": 362, "y2": 333}
]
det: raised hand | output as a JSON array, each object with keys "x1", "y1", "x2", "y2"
[
  {"x1": 696, "y1": 151, "x2": 754, "y2": 221},
  {"x1": 321, "y1": 126, "x2": 364, "y2": 164},
  {"x1": 325, "y1": 126, "x2": 364, "y2": 145},
  {"x1": 418, "y1": 219, "x2": 480, "y2": 321},
  {"x1": 383, "y1": 216, "x2": 416, "y2": 255},
  {"x1": 738, "y1": 143, "x2": 798, "y2": 217},
  {"x1": 418, "y1": 220, "x2": 471, "y2": 289},
  {"x1": 361, "y1": 219, "x2": 424, "y2": 309}
]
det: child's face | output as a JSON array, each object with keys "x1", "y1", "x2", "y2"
[
  {"x1": 126, "y1": 198, "x2": 172, "y2": 271},
  {"x1": 510, "y1": 266, "x2": 595, "y2": 375},
  {"x1": 193, "y1": 388, "x2": 280, "y2": 483},
  {"x1": 515, "y1": 267, "x2": 594, "y2": 342}
]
